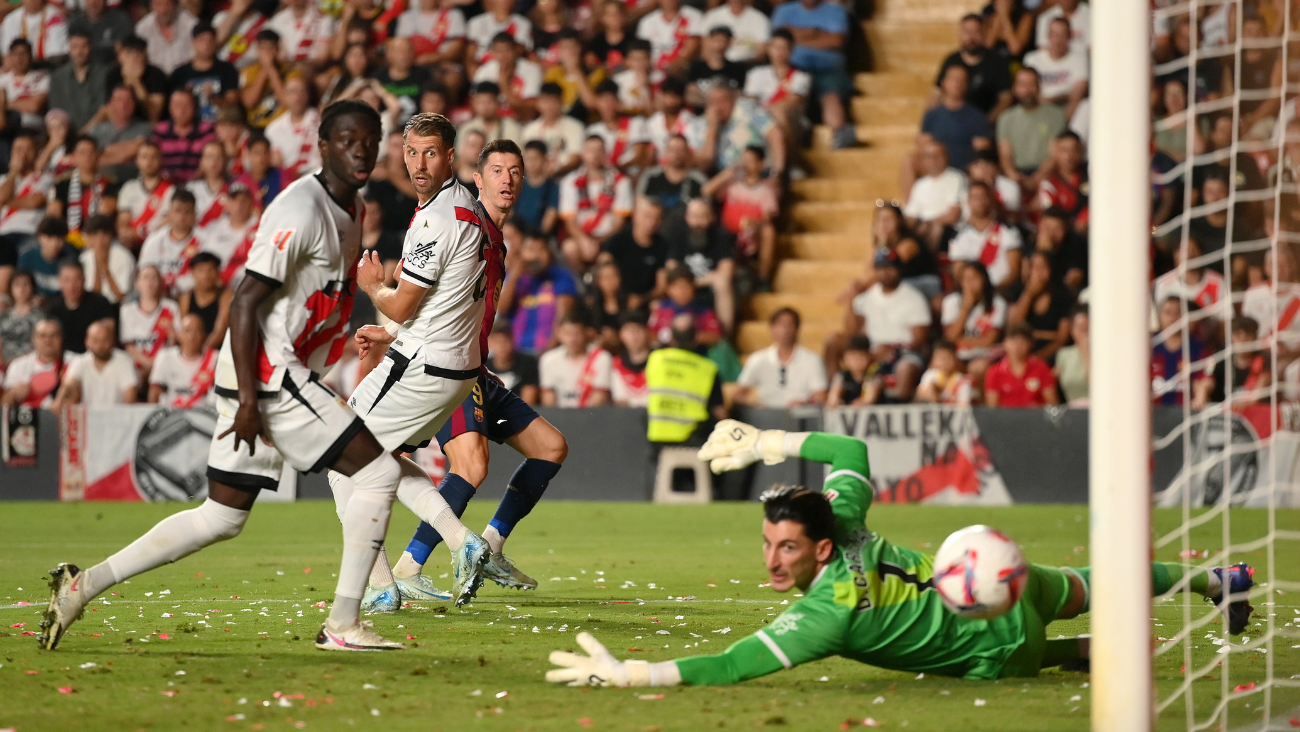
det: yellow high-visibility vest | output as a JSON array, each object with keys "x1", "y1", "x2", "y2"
[{"x1": 645, "y1": 347, "x2": 717, "y2": 443}]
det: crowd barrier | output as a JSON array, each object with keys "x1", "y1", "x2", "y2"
[{"x1": 2, "y1": 403, "x2": 1298, "y2": 506}]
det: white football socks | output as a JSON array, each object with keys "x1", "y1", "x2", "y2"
[
  {"x1": 395, "y1": 456, "x2": 469, "y2": 551},
  {"x1": 368, "y1": 549, "x2": 396, "y2": 587},
  {"x1": 483, "y1": 525, "x2": 505, "y2": 555},
  {"x1": 392, "y1": 551, "x2": 424, "y2": 579},
  {"x1": 331, "y1": 453, "x2": 401, "y2": 629}
]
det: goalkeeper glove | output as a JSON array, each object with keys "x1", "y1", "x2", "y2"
[
  {"x1": 546, "y1": 632, "x2": 679, "y2": 687},
  {"x1": 697, "y1": 419, "x2": 788, "y2": 473}
]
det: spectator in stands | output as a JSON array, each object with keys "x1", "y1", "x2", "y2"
[
  {"x1": 647, "y1": 77, "x2": 705, "y2": 164},
  {"x1": 464, "y1": 0, "x2": 532, "y2": 75},
  {"x1": 996, "y1": 68, "x2": 1065, "y2": 188},
  {"x1": 540, "y1": 312, "x2": 612, "y2": 407},
  {"x1": 502, "y1": 227, "x2": 579, "y2": 355},
  {"x1": 178, "y1": 251, "x2": 230, "y2": 350},
  {"x1": 585, "y1": 260, "x2": 633, "y2": 351},
  {"x1": 637, "y1": 0, "x2": 703, "y2": 76},
  {"x1": 983, "y1": 0, "x2": 1032, "y2": 62},
  {"x1": 934, "y1": 14, "x2": 1012, "y2": 120},
  {"x1": 1023, "y1": 18, "x2": 1088, "y2": 121},
  {"x1": 0, "y1": 133, "x2": 51, "y2": 259},
  {"x1": 455, "y1": 129, "x2": 485, "y2": 198},
  {"x1": 668, "y1": 197, "x2": 736, "y2": 333},
  {"x1": 88, "y1": 86, "x2": 153, "y2": 184},
  {"x1": 1008, "y1": 250, "x2": 1073, "y2": 362},
  {"x1": 734, "y1": 307, "x2": 827, "y2": 407},
  {"x1": 1037, "y1": 131, "x2": 1088, "y2": 233},
  {"x1": 138, "y1": 189, "x2": 200, "y2": 295},
  {"x1": 515, "y1": 140, "x2": 560, "y2": 234},
  {"x1": 134, "y1": 0, "x2": 196, "y2": 75},
  {"x1": 116, "y1": 140, "x2": 173, "y2": 249},
  {"x1": 1032, "y1": 206, "x2": 1087, "y2": 293},
  {"x1": 317, "y1": 42, "x2": 372, "y2": 108},
  {"x1": 699, "y1": 79, "x2": 785, "y2": 175},
  {"x1": 1152, "y1": 296, "x2": 1211, "y2": 406},
  {"x1": 825, "y1": 335, "x2": 879, "y2": 408},
  {"x1": 709, "y1": 144, "x2": 779, "y2": 289},
  {"x1": 916, "y1": 340, "x2": 972, "y2": 405},
  {"x1": 548, "y1": 29, "x2": 599, "y2": 122},
  {"x1": 559, "y1": 135, "x2": 634, "y2": 268},
  {"x1": 237, "y1": 30, "x2": 287, "y2": 130},
  {"x1": 49, "y1": 30, "x2": 107, "y2": 133},
  {"x1": 1034, "y1": 0, "x2": 1089, "y2": 52},
  {"x1": 0, "y1": 317, "x2": 69, "y2": 408},
  {"x1": 211, "y1": 0, "x2": 264, "y2": 71},
  {"x1": 377, "y1": 37, "x2": 434, "y2": 125},
  {"x1": 19, "y1": 216, "x2": 76, "y2": 297},
  {"x1": 743, "y1": 29, "x2": 809, "y2": 158},
  {"x1": 903, "y1": 139, "x2": 965, "y2": 247},
  {"x1": 638, "y1": 134, "x2": 706, "y2": 235},
  {"x1": 68, "y1": 0, "x2": 132, "y2": 65},
  {"x1": 0, "y1": 0, "x2": 67, "y2": 64},
  {"x1": 267, "y1": 0, "x2": 334, "y2": 67},
  {"x1": 187, "y1": 142, "x2": 228, "y2": 235},
  {"x1": 105, "y1": 35, "x2": 167, "y2": 123},
  {"x1": 1237, "y1": 17, "x2": 1284, "y2": 141},
  {"x1": 46, "y1": 259, "x2": 115, "y2": 354},
  {"x1": 487, "y1": 320, "x2": 539, "y2": 405},
  {"x1": 147, "y1": 311, "x2": 214, "y2": 407},
  {"x1": 235, "y1": 135, "x2": 281, "y2": 208},
  {"x1": 949, "y1": 180, "x2": 1022, "y2": 292},
  {"x1": 587, "y1": 79, "x2": 653, "y2": 174},
  {"x1": 1153, "y1": 236, "x2": 1226, "y2": 326},
  {"x1": 611, "y1": 310, "x2": 651, "y2": 407},
  {"x1": 941, "y1": 261, "x2": 1006, "y2": 391},
  {"x1": 457, "y1": 81, "x2": 522, "y2": 156},
  {"x1": 966, "y1": 149, "x2": 1021, "y2": 221},
  {"x1": 1054, "y1": 307, "x2": 1089, "y2": 406},
  {"x1": 687, "y1": 28, "x2": 746, "y2": 107},
  {"x1": 703, "y1": 0, "x2": 770, "y2": 64},
  {"x1": 600, "y1": 196, "x2": 667, "y2": 307},
  {"x1": 649, "y1": 265, "x2": 722, "y2": 346},
  {"x1": 612, "y1": 40, "x2": 661, "y2": 118},
  {"x1": 264, "y1": 77, "x2": 318, "y2": 182},
  {"x1": 119, "y1": 265, "x2": 178, "y2": 381},
  {"x1": 984, "y1": 323, "x2": 1058, "y2": 407},
  {"x1": 921, "y1": 65, "x2": 991, "y2": 173},
  {"x1": 1153, "y1": 79, "x2": 1198, "y2": 162},
  {"x1": 1195, "y1": 317, "x2": 1272, "y2": 410},
  {"x1": 523, "y1": 83, "x2": 584, "y2": 177},
  {"x1": 0, "y1": 39, "x2": 49, "y2": 129},
  {"x1": 837, "y1": 249, "x2": 930, "y2": 402},
  {"x1": 869, "y1": 200, "x2": 940, "y2": 299},
  {"x1": 79, "y1": 214, "x2": 133, "y2": 304},
  {"x1": 168, "y1": 23, "x2": 239, "y2": 124},
  {"x1": 394, "y1": 0, "x2": 467, "y2": 71},
  {"x1": 0, "y1": 270, "x2": 42, "y2": 367},
  {"x1": 586, "y1": 2, "x2": 631, "y2": 70},
  {"x1": 52, "y1": 136, "x2": 119, "y2": 249},
  {"x1": 52, "y1": 319, "x2": 136, "y2": 407},
  {"x1": 771, "y1": 0, "x2": 853, "y2": 149}
]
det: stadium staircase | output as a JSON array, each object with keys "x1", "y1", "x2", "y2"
[{"x1": 736, "y1": 0, "x2": 985, "y2": 359}]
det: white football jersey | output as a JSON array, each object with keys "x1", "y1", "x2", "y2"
[
  {"x1": 395, "y1": 177, "x2": 490, "y2": 374},
  {"x1": 214, "y1": 173, "x2": 362, "y2": 395}
]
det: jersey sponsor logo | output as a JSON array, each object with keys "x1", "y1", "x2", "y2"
[
  {"x1": 841, "y1": 528, "x2": 874, "y2": 611},
  {"x1": 408, "y1": 238, "x2": 436, "y2": 269},
  {"x1": 824, "y1": 488, "x2": 840, "y2": 502},
  {"x1": 271, "y1": 229, "x2": 294, "y2": 250},
  {"x1": 768, "y1": 612, "x2": 804, "y2": 636}
]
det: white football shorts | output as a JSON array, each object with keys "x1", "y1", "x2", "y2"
[{"x1": 347, "y1": 339, "x2": 478, "y2": 453}]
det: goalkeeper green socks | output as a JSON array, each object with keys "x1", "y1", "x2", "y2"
[{"x1": 1151, "y1": 562, "x2": 1214, "y2": 596}]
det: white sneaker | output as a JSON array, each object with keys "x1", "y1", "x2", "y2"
[
  {"x1": 451, "y1": 532, "x2": 491, "y2": 607},
  {"x1": 360, "y1": 583, "x2": 401, "y2": 613},
  {"x1": 395, "y1": 574, "x2": 453, "y2": 602},
  {"x1": 314, "y1": 620, "x2": 406, "y2": 651},
  {"x1": 39, "y1": 563, "x2": 87, "y2": 650},
  {"x1": 484, "y1": 552, "x2": 538, "y2": 590}
]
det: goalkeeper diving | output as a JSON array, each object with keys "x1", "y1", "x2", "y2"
[{"x1": 546, "y1": 421, "x2": 1256, "y2": 687}]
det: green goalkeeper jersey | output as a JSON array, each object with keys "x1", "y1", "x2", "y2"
[{"x1": 674, "y1": 433, "x2": 1027, "y2": 685}]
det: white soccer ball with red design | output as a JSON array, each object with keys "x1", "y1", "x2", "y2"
[{"x1": 932, "y1": 525, "x2": 1029, "y2": 620}]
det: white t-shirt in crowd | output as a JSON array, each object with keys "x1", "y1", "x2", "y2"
[
  {"x1": 947, "y1": 219, "x2": 1023, "y2": 287},
  {"x1": 149, "y1": 345, "x2": 214, "y2": 407},
  {"x1": 79, "y1": 243, "x2": 137, "y2": 304},
  {"x1": 701, "y1": 4, "x2": 770, "y2": 62},
  {"x1": 612, "y1": 68, "x2": 664, "y2": 113},
  {"x1": 2, "y1": 349, "x2": 73, "y2": 408},
  {"x1": 0, "y1": 169, "x2": 52, "y2": 235},
  {"x1": 134, "y1": 10, "x2": 197, "y2": 74},
  {"x1": 586, "y1": 117, "x2": 652, "y2": 169},
  {"x1": 0, "y1": 69, "x2": 49, "y2": 105},
  {"x1": 1152, "y1": 269, "x2": 1226, "y2": 320},
  {"x1": 464, "y1": 12, "x2": 532, "y2": 60},
  {"x1": 645, "y1": 109, "x2": 706, "y2": 161},
  {"x1": 394, "y1": 7, "x2": 466, "y2": 52},
  {"x1": 264, "y1": 109, "x2": 321, "y2": 179},
  {"x1": 851, "y1": 281, "x2": 932, "y2": 348},
  {"x1": 940, "y1": 293, "x2": 1008, "y2": 360},
  {"x1": 903, "y1": 168, "x2": 967, "y2": 222},
  {"x1": 539, "y1": 345, "x2": 612, "y2": 407},
  {"x1": 1241, "y1": 281, "x2": 1300, "y2": 349},
  {"x1": 66, "y1": 348, "x2": 137, "y2": 405},
  {"x1": 117, "y1": 178, "x2": 176, "y2": 239},
  {"x1": 119, "y1": 297, "x2": 180, "y2": 358},
  {"x1": 737, "y1": 344, "x2": 828, "y2": 408},
  {"x1": 0, "y1": 5, "x2": 68, "y2": 61},
  {"x1": 962, "y1": 175, "x2": 1022, "y2": 217},
  {"x1": 522, "y1": 115, "x2": 586, "y2": 174},
  {"x1": 472, "y1": 59, "x2": 544, "y2": 101},
  {"x1": 558, "y1": 167, "x2": 634, "y2": 239},
  {"x1": 918, "y1": 368, "x2": 972, "y2": 405},
  {"x1": 213, "y1": 9, "x2": 267, "y2": 69},
  {"x1": 1034, "y1": 3, "x2": 1091, "y2": 53},
  {"x1": 610, "y1": 356, "x2": 649, "y2": 407},
  {"x1": 268, "y1": 6, "x2": 335, "y2": 63},
  {"x1": 744, "y1": 65, "x2": 811, "y2": 107},
  {"x1": 138, "y1": 227, "x2": 203, "y2": 295},
  {"x1": 637, "y1": 7, "x2": 704, "y2": 68},
  {"x1": 1023, "y1": 47, "x2": 1089, "y2": 102}
]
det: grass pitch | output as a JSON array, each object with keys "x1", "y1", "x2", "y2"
[{"x1": 0, "y1": 500, "x2": 1296, "y2": 732}]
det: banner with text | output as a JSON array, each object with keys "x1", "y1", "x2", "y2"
[{"x1": 824, "y1": 404, "x2": 1013, "y2": 505}]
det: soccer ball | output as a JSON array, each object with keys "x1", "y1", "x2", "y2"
[{"x1": 932, "y1": 525, "x2": 1029, "y2": 620}]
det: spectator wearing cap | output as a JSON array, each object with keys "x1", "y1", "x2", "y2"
[
  {"x1": 646, "y1": 77, "x2": 705, "y2": 164},
  {"x1": 559, "y1": 134, "x2": 634, "y2": 267},
  {"x1": 487, "y1": 319, "x2": 540, "y2": 405},
  {"x1": 639, "y1": 135, "x2": 706, "y2": 236},
  {"x1": 49, "y1": 29, "x2": 108, "y2": 133},
  {"x1": 902, "y1": 138, "x2": 965, "y2": 248},
  {"x1": 600, "y1": 196, "x2": 668, "y2": 307},
  {"x1": 0, "y1": 317, "x2": 71, "y2": 409},
  {"x1": 667, "y1": 197, "x2": 736, "y2": 333},
  {"x1": 168, "y1": 23, "x2": 240, "y2": 124},
  {"x1": 699, "y1": 80, "x2": 785, "y2": 175},
  {"x1": 394, "y1": 0, "x2": 467, "y2": 69},
  {"x1": 375, "y1": 37, "x2": 433, "y2": 126},
  {"x1": 52, "y1": 319, "x2": 136, "y2": 407},
  {"x1": 0, "y1": 40, "x2": 47, "y2": 130},
  {"x1": 87, "y1": 87, "x2": 153, "y2": 183},
  {"x1": 471, "y1": 32, "x2": 543, "y2": 120},
  {"x1": 79, "y1": 213, "x2": 133, "y2": 304},
  {"x1": 0, "y1": 0, "x2": 67, "y2": 65},
  {"x1": 178, "y1": 250, "x2": 231, "y2": 350},
  {"x1": 984, "y1": 323, "x2": 1059, "y2": 407},
  {"x1": 648, "y1": 264, "x2": 722, "y2": 346},
  {"x1": 457, "y1": 81, "x2": 523, "y2": 156},
  {"x1": 500, "y1": 226, "x2": 579, "y2": 355},
  {"x1": 103, "y1": 34, "x2": 167, "y2": 123},
  {"x1": 687, "y1": 27, "x2": 747, "y2": 107},
  {"x1": 522, "y1": 82, "x2": 585, "y2": 176},
  {"x1": 771, "y1": 0, "x2": 853, "y2": 149},
  {"x1": 263, "y1": 77, "x2": 318, "y2": 182},
  {"x1": 950, "y1": 180, "x2": 1022, "y2": 293},
  {"x1": 151, "y1": 88, "x2": 216, "y2": 183},
  {"x1": 702, "y1": 0, "x2": 771, "y2": 64},
  {"x1": 586, "y1": 79, "x2": 654, "y2": 174},
  {"x1": 834, "y1": 248, "x2": 930, "y2": 402},
  {"x1": 637, "y1": 0, "x2": 704, "y2": 76},
  {"x1": 46, "y1": 258, "x2": 115, "y2": 354},
  {"x1": 920, "y1": 64, "x2": 992, "y2": 173},
  {"x1": 932, "y1": 13, "x2": 1012, "y2": 120},
  {"x1": 237, "y1": 29, "x2": 289, "y2": 130},
  {"x1": 515, "y1": 140, "x2": 560, "y2": 234},
  {"x1": 735, "y1": 307, "x2": 827, "y2": 408},
  {"x1": 613, "y1": 39, "x2": 663, "y2": 116},
  {"x1": 266, "y1": 0, "x2": 335, "y2": 67},
  {"x1": 1023, "y1": 17, "x2": 1088, "y2": 121},
  {"x1": 996, "y1": 67, "x2": 1065, "y2": 188},
  {"x1": 68, "y1": 0, "x2": 133, "y2": 65},
  {"x1": 50, "y1": 136, "x2": 120, "y2": 242},
  {"x1": 825, "y1": 335, "x2": 879, "y2": 407},
  {"x1": 134, "y1": 0, "x2": 197, "y2": 75},
  {"x1": 211, "y1": 0, "x2": 267, "y2": 71},
  {"x1": 464, "y1": 0, "x2": 533, "y2": 73},
  {"x1": 18, "y1": 216, "x2": 76, "y2": 297}
]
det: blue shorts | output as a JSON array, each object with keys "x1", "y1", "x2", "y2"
[{"x1": 433, "y1": 374, "x2": 540, "y2": 447}]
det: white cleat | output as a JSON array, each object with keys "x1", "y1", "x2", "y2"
[
  {"x1": 484, "y1": 552, "x2": 538, "y2": 590},
  {"x1": 451, "y1": 532, "x2": 491, "y2": 607},
  {"x1": 39, "y1": 563, "x2": 87, "y2": 650},
  {"x1": 314, "y1": 620, "x2": 406, "y2": 651},
  {"x1": 360, "y1": 583, "x2": 401, "y2": 613},
  {"x1": 395, "y1": 574, "x2": 452, "y2": 602}
]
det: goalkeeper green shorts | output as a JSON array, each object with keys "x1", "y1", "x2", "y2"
[{"x1": 996, "y1": 564, "x2": 1076, "y2": 678}]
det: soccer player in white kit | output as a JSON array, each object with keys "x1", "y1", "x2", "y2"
[
  {"x1": 326, "y1": 112, "x2": 496, "y2": 608},
  {"x1": 37, "y1": 101, "x2": 456, "y2": 653}
]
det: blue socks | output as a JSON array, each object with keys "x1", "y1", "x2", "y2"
[
  {"x1": 404, "y1": 473, "x2": 476, "y2": 564},
  {"x1": 488, "y1": 459, "x2": 562, "y2": 539}
]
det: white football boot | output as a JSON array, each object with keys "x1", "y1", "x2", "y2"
[
  {"x1": 314, "y1": 620, "x2": 406, "y2": 651},
  {"x1": 394, "y1": 574, "x2": 453, "y2": 602},
  {"x1": 451, "y1": 532, "x2": 491, "y2": 607},
  {"x1": 360, "y1": 582, "x2": 401, "y2": 613},
  {"x1": 38, "y1": 563, "x2": 88, "y2": 650},
  {"x1": 484, "y1": 552, "x2": 538, "y2": 590}
]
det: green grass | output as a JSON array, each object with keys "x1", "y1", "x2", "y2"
[{"x1": 0, "y1": 501, "x2": 1296, "y2": 732}]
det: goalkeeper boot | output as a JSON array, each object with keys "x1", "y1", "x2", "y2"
[
  {"x1": 394, "y1": 574, "x2": 453, "y2": 603},
  {"x1": 451, "y1": 532, "x2": 491, "y2": 607},
  {"x1": 1208, "y1": 563, "x2": 1255, "y2": 635},
  {"x1": 314, "y1": 619, "x2": 406, "y2": 651},
  {"x1": 484, "y1": 552, "x2": 538, "y2": 590},
  {"x1": 360, "y1": 583, "x2": 401, "y2": 613},
  {"x1": 38, "y1": 563, "x2": 87, "y2": 650}
]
